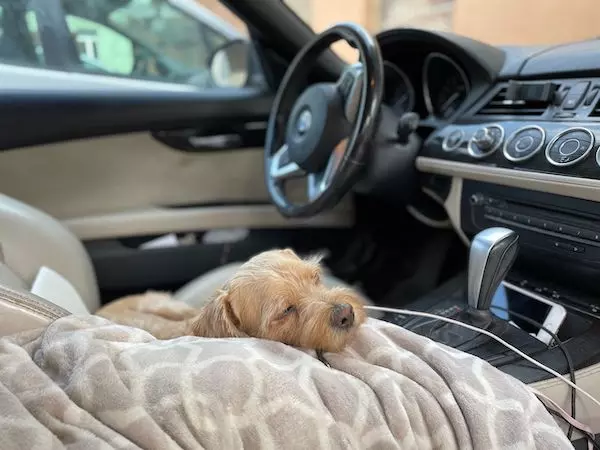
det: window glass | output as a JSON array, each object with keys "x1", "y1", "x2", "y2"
[
  {"x1": 0, "y1": 0, "x2": 258, "y2": 89},
  {"x1": 65, "y1": 15, "x2": 134, "y2": 75},
  {"x1": 61, "y1": 0, "x2": 252, "y2": 86}
]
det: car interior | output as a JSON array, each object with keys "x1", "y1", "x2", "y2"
[{"x1": 0, "y1": 0, "x2": 599, "y2": 447}]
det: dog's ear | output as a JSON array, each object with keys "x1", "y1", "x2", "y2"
[
  {"x1": 280, "y1": 248, "x2": 299, "y2": 257},
  {"x1": 303, "y1": 250, "x2": 328, "y2": 266},
  {"x1": 187, "y1": 288, "x2": 246, "y2": 338}
]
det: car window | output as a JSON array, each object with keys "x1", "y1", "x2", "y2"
[
  {"x1": 60, "y1": 0, "x2": 250, "y2": 87},
  {"x1": 0, "y1": 0, "x2": 257, "y2": 89}
]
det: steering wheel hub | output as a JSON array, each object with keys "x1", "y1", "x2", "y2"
[{"x1": 286, "y1": 83, "x2": 349, "y2": 173}]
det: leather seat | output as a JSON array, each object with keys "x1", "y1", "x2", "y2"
[{"x1": 0, "y1": 194, "x2": 357, "y2": 319}]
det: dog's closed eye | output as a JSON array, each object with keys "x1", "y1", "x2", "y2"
[{"x1": 281, "y1": 305, "x2": 297, "y2": 316}]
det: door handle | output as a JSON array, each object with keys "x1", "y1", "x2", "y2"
[{"x1": 188, "y1": 134, "x2": 242, "y2": 149}]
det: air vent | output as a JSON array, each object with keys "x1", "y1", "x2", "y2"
[{"x1": 475, "y1": 86, "x2": 549, "y2": 117}]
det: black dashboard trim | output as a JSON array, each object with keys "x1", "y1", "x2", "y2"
[
  {"x1": 0, "y1": 87, "x2": 273, "y2": 151},
  {"x1": 376, "y1": 28, "x2": 505, "y2": 126}
]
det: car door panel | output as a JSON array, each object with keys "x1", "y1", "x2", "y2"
[
  {"x1": 0, "y1": 86, "x2": 273, "y2": 150},
  {"x1": 0, "y1": 0, "x2": 355, "y2": 299},
  {"x1": 0, "y1": 131, "x2": 354, "y2": 236},
  {"x1": 0, "y1": 86, "x2": 355, "y2": 298}
]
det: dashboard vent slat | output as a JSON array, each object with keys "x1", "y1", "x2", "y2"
[{"x1": 475, "y1": 86, "x2": 548, "y2": 117}]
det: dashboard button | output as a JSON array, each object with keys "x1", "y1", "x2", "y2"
[
  {"x1": 581, "y1": 229, "x2": 600, "y2": 241},
  {"x1": 514, "y1": 214, "x2": 529, "y2": 224},
  {"x1": 562, "y1": 81, "x2": 590, "y2": 110},
  {"x1": 562, "y1": 95, "x2": 583, "y2": 110},
  {"x1": 468, "y1": 124, "x2": 504, "y2": 158},
  {"x1": 442, "y1": 129, "x2": 464, "y2": 152},
  {"x1": 488, "y1": 207, "x2": 503, "y2": 217},
  {"x1": 521, "y1": 215, "x2": 534, "y2": 226},
  {"x1": 507, "y1": 212, "x2": 519, "y2": 222},
  {"x1": 545, "y1": 127, "x2": 595, "y2": 166},
  {"x1": 503, "y1": 126, "x2": 545, "y2": 162},
  {"x1": 529, "y1": 217, "x2": 544, "y2": 229},
  {"x1": 560, "y1": 224, "x2": 582, "y2": 237},
  {"x1": 553, "y1": 241, "x2": 585, "y2": 253}
]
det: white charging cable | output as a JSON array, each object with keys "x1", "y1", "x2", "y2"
[{"x1": 364, "y1": 305, "x2": 600, "y2": 410}]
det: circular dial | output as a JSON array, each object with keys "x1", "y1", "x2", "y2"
[
  {"x1": 383, "y1": 62, "x2": 415, "y2": 115},
  {"x1": 423, "y1": 53, "x2": 470, "y2": 119},
  {"x1": 545, "y1": 128, "x2": 594, "y2": 167},
  {"x1": 468, "y1": 124, "x2": 504, "y2": 158},
  {"x1": 503, "y1": 126, "x2": 546, "y2": 163}
]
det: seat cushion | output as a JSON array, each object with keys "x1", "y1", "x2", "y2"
[
  {"x1": 0, "y1": 194, "x2": 99, "y2": 312},
  {"x1": 174, "y1": 262, "x2": 381, "y2": 317}
]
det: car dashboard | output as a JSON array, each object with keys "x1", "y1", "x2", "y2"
[{"x1": 376, "y1": 29, "x2": 600, "y2": 321}]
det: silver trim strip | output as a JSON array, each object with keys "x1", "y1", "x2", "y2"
[
  {"x1": 422, "y1": 52, "x2": 471, "y2": 119},
  {"x1": 595, "y1": 146, "x2": 600, "y2": 168},
  {"x1": 416, "y1": 156, "x2": 600, "y2": 203},
  {"x1": 468, "y1": 124, "x2": 505, "y2": 159},
  {"x1": 544, "y1": 127, "x2": 595, "y2": 167},
  {"x1": 65, "y1": 205, "x2": 354, "y2": 240},
  {"x1": 503, "y1": 125, "x2": 546, "y2": 163}
]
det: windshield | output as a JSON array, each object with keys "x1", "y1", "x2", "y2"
[{"x1": 283, "y1": 0, "x2": 591, "y2": 49}]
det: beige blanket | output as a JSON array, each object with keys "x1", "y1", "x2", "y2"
[{"x1": 0, "y1": 315, "x2": 571, "y2": 449}]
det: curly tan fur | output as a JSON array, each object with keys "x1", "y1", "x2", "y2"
[{"x1": 96, "y1": 249, "x2": 366, "y2": 353}]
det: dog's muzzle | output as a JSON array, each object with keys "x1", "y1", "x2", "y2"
[{"x1": 330, "y1": 303, "x2": 354, "y2": 329}]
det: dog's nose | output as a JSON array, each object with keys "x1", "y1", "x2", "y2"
[{"x1": 330, "y1": 303, "x2": 354, "y2": 329}]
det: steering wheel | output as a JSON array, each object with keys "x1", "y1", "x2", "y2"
[{"x1": 264, "y1": 23, "x2": 385, "y2": 218}]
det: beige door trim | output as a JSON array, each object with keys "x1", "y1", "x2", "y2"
[
  {"x1": 416, "y1": 156, "x2": 600, "y2": 202},
  {"x1": 64, "y1": 204, "x2": 354, "y2": 240},
  {"x1": 530, "y1": 362, "x2": 600, "y2": 434}
]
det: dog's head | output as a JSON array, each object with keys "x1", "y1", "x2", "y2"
[{"x1": 188, "y1": 248, "x2": 366, "y2": 352}]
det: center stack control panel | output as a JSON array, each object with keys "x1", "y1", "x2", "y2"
[
  {"x1": 422, "y1": 78, "x2": 600, "y2": 180},
  {"x1": 423, "y1": 121, "x2": 600, "y2": 179}
]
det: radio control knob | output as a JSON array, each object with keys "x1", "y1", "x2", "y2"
[
  {"x1": 468, "y1": 124, "x2": 504, "y2": 158},
  {"x1": 470, "y1": 194, "x2": 485, "y2": 206},
  {"x1": 473, "y1": 128, "x2": 495, "y2": 150}
]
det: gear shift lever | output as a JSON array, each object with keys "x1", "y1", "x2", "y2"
[
  {"x1": 403, "y1": 227, "x2": 523, "y2": 350},
  {"x1": 468, "y1": 227, "x2": 519, "y2": 311}
]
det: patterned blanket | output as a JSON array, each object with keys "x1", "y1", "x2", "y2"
[{"x1": 0, "y1": 315, "x2": 571, "y2": 449}]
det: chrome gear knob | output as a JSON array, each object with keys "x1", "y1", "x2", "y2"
[{"x1": 468, "y1": 227, "x2": 519, "y2": 310}]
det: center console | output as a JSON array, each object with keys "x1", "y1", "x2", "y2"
[{"x1": 408, "y1": 77, "x2": 600, "y2": 385}]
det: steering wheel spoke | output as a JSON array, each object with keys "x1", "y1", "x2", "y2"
[
  {"x1": 270, "y1": 144, "x2": 304, "y2": 181},
  {"x1": 307, "y1": 139, "x2": 347, "y2": 200},
  {"x1": 337, "y1": 63, "x2": 364, "y2": 123}
]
